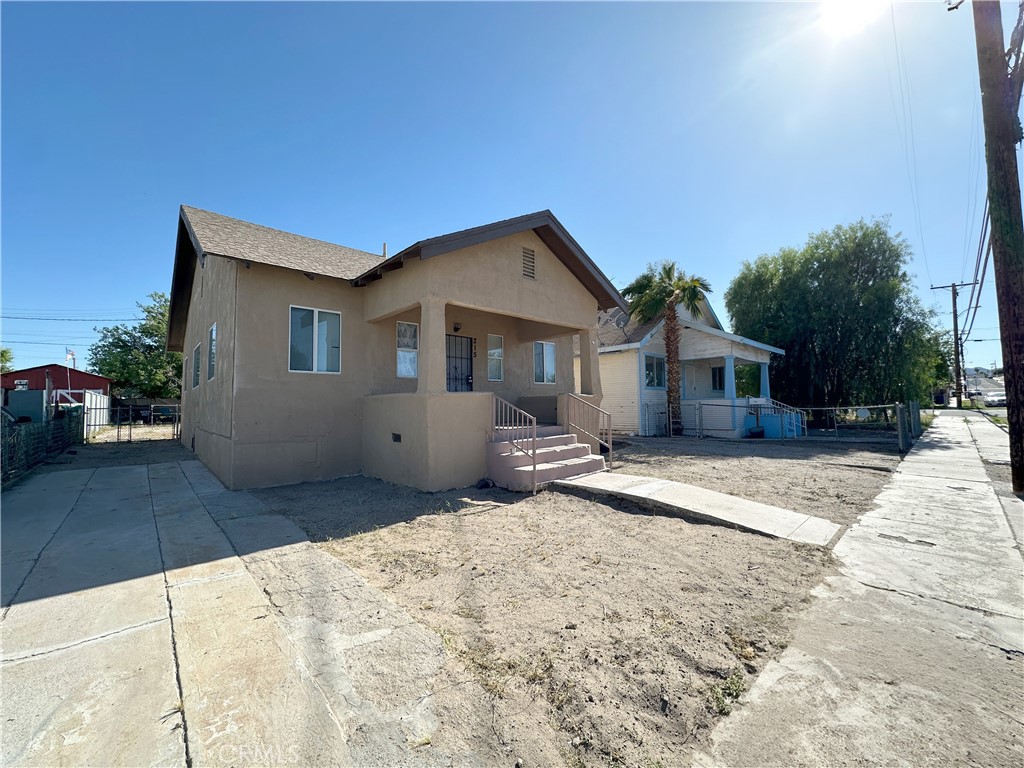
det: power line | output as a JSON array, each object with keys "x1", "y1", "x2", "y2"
[
  {"x1": 0, "y1": 316, "x2": 142, "y2": 322},
  {"x1": 889, "y1": 3, "x2": 933, "y2": 285}
]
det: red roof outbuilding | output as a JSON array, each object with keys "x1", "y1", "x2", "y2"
[{"x1": 1, "y1": 364, "x2": 112, "y2": 403}]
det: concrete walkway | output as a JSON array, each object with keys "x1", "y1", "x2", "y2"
[
  {"x1": 555, "y1": 472, "x2": 842, "y2": 546},
  {"x1": 1, "y1": 460, "x2": 491, "y2": 767},
  {"x1": 693, "y1": 410, "x2": 1024, "y2": 767}
]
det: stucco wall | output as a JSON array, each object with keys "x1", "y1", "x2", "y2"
[
  {"x1": 230, "y1": 263, "x2": 366, "y2": 489},
  {"x1": 179, "y1": 254, "x2": 237, "y2": 487},
  {"x1": 362, "y1": 392, "x2": 491, "y2": 491},
  {"x1": 363, "y1": 231, "x2": 598, "y2": 330}
]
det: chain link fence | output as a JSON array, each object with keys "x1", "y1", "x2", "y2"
[
  {"x1": 85, "y1": 405, "x2": 181, "y2": 443},
  {"x1": 642, "y1": 399, "x2": 925, "y2": 451},
  {"x1": 2, "y1": 409, "x2": 84, "y2": 486}
]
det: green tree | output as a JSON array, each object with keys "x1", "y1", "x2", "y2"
[
  {"x1": 88, "y1": 293, "x2": 182, "y2": 398},
  {"x1": 0, "y1": 347, "x2": 13, "y2": 373},
  {"x1": 622, "y1": 262, "x2": 711, "y2": 430},
  {"x1": 725, "y1": 218, "x2": 948, "y2": 407}
]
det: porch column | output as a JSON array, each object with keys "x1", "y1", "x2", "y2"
[
  {"x1": 760, "y1": 362, "x2": 771, "y2": 400},
  {"x1": 578, "y1": 326, "x2": 601, "y2": 398},
  {"x1": 417, "y1": 297, "x2": 447, "y2": 394},
  {"x1": 724, "y1": 355, "x2": 737, "y2": 400}
]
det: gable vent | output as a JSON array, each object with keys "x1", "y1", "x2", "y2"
[{"x1": 522, "y1": 247, "x2": 536, "y2": 279}]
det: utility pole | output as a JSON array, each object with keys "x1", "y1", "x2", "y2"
[
  {"x1": 970, "y1": 0, "x2": 1024, "y2": 493},
  {"x1": 932, "y1": 282, "x2": 974, "y2": 407}
]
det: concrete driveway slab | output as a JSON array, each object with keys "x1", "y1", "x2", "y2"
[{"x1": 1, "y1": 619, "x2": 184, "y2": 767}]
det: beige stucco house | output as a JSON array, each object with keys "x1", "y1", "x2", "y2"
[
  {"x1": 167, "y1": 206, "x2": 627, "y2": 492},
  {"x1": 578, "y1": 299, "x2": 803, "y2": 439}
]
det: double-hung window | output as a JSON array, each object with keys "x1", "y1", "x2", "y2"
[
  {"x1": 533, "y1": 341, "x2": 556, "y2": 384},
  {"x1": 487, "y1": 334, "x2": 504, "y2": 381},
  {"x1": 289, "y1": 306, "x2": 341, "y2": 373},
  {"x1": 207, "y1": 324, "x2": 217, "y2": 380},
  {"x1": 192, "y1": 344, "x2": 201, "y2": 389},
  {"x1": 645, "y1": 355, "x2": 666, "y2": 388},
  {"x1": 396, "y1": 321, "x2": 418, "y2": 378},
  {"x1": 711, "y1": 366, "x2": 725, "y2": 392}
]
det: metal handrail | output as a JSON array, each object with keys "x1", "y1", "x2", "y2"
[
  {"x1": 492, "y1": 395, "x2": 537, "y2": 494},
  {"x1": 565, "y1": 394, "x2": 613, "y2": 469}
]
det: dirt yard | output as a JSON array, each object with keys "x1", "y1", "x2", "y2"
[{"x1": 255, "y1": 437, "x2": 903, "y2": 766}]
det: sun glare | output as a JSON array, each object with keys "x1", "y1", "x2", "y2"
[{"x1": 819, "y1": 0, "x2": 888, "y2": 41}]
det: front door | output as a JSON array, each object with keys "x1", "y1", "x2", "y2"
[{"x1": 446, "y1": 334, "x2": 474, "y2": 392}]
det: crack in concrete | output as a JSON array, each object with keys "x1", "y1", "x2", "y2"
[
  {"x1": 178, "y1": 464, "x2": 352, "y2": 747},
  {"x1": 853, "y1": 578, "x2": 1022, "y2": 621},
  {"x1": 0, "y1": 616, "x2": 168, "y2": 663},
  {"x1": 148, "y1": 468, "x2": 193, "y2": 768},
  {"x1": 1, "y1": 469, "x2": 97, "y2": 622}
]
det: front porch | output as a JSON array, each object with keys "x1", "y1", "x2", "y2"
[
  {"x1": 361, "y1": 298, "x2": 606, "y2": 491},
  {"x1": 641, "y1": 324, "x2": 803, "y2": 439}
]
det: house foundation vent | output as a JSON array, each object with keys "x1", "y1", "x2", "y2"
[{"x1": 522, "y1": 248, "x2": 536, "y2": 279}]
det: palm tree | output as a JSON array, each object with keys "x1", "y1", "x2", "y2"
[{"x1": 621, "y1": 262, "x2": 711, "y2": 434}]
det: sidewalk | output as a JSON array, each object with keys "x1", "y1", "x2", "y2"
[{"x1": 693, "y1": 410, "x2": 1024, "y2": 767}]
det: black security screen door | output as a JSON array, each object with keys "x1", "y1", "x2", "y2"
[{"x1": 446, "y1": 335, "x2": 473, "y2": 392}]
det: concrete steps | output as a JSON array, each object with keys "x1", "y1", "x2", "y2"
[{"x1": 487, "y1": 428, "x2": 606, "y2": 492}]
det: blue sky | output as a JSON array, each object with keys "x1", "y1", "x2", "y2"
[{"x1": 2, "y1": 1, "x2": 1017, "y2": 378}]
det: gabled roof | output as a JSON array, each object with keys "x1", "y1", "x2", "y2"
[
  {"x1": 168, "y1": 206, "x2": 627, "y2": 351},
  {"x1": 168, "y1": 206, "x2": 385, "y2": 350},
  {"x1": 594, "y1": 297, "x2": 722, "y2": 348},
  {"x1": 351, "y1": 210, "x2": 627, "y2": 312},
  {"x1": 678, "y1": 321, "x2": 785, "y2": 356},
  {"x1": 592, "y1": 299, "x2": 784, "y2": 357}
]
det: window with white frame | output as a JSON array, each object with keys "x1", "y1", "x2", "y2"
[
  {"x1": 396, "y1": 321, "x2": 418, "y2": 378},
  {"x1": 533, "y1": 341, "x2": 556, "y2": 384},
  {"x1": 192, "y1": 343, "x2": 201, "y2": 389},
  {"x1": 207, "y1": 323, "x2": 217, "y2": 380},
  {"x1": 289, "y1": 306, "x2": 340, "y2": 373},
  {"x1": 487, "y1": 334, "x2": 503, "y2": 381},
  {"x1": 711, "y1": 366, "x2": 725, "y2": 391},
  {"x1": 645, "y1": 355, "x2": 666, "y2": 388}
]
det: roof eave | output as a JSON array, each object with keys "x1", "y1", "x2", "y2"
[{"x1": 167, "y1": 208, "x2": 201, "y2": 353}]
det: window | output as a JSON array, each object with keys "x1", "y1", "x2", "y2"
[
  {"x1": 487, "y1": 334, "x2": 504, "y2": 381},
  {"x1": 397, "y1": 321, "x2": 418, "y2": 378},
  {"x1": 522, "y1": 247, "x2": 536, "y2": 279},
  {"x1": 192, "y1": 344, "x2": 201, "y2": 389},
  {"x1": 289, "y1": 306, "x2": 340, "y2": 373},
  {"x1": 711, "y1": 366, "x2": 725, "y2": 391},
  {"x1": 207, "y1": 324, "x2": 217, "y2": 381},
  {"x1": 533, "y1": 341, "x2": 556, "y2": 384},
  {"x1": 645, "y1": 355, "x2": 666, "y2": 388}
]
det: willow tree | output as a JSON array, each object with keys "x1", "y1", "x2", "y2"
[
  {"x1": 725, "y1": 218, "x2": 947, "y2": 407},
  {"x1": 622, "y1": 262, "x2": 711, "y2": 431}
]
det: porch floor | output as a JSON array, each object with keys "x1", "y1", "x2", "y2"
[{"x1": 553, "y1": 472, "x2": 840, "y2": 546}]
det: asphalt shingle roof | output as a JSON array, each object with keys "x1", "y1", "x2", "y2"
[
  {"x1": 595, "y1": 309, "x2": 660, "y2": 347},
  {"x1": 181, "y1": 206, "x2": 385, "y2": 280}
]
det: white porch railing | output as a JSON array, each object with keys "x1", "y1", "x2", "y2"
[
  {"x1": 564, "y1": 394, "x2": 613, "y2": 469},
  {"x1": 747, "y1": 397, "x2": 808, "y2": 437},
  {"x1": 491, "y1": 395, "x2": 537, "y2": 494}
]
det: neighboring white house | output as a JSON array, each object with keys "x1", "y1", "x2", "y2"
[{"x1": 576, "y1": 299, "x2": 803, "y2": 439}]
